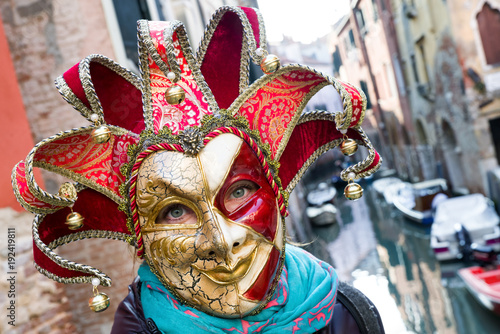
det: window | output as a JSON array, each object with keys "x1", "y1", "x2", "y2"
[
  {"x1": 355, "y1": 9, "x2": 367, "y2": 36},
  {"x1": 103, "y1": 0, "x2": 164, "y2": 71},
  {"x1": 489, "y1": 117, "x2": 500, "y2": 164},
  {"x1": 112, "y1": 0, "x2": 160, "y2": 68},
  {"x1": 360, "y1": 80, "x2": 372, "y2": 109},
  {"x1": 477, "y1": 2, "x2": 500, "y2": 65},
  {"x1": 344, "y1": 29, "x2": 357, "y2": 52},
  {"x1": 332, "y1": 46, "x2": 342, "y2": 75},
  {"x1": 410, "y1": 54, "x2": 420, "y2": 84},
  {"x1": 348, "y1": 29, "x2": 356, "y2": 49},
  {"x1": 372, "y1": 0, "x2": 379, "y2": 21},
  {"x1": 380, "y1": 0, "x2": 386, "y2": 11},
  {"x1": 416, "y1": 37, "x2": 430, "y2": 83}
]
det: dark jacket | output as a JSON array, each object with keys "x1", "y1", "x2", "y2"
[{"x1": 111, "y1": 277, "x2": 384, "y2": 334}]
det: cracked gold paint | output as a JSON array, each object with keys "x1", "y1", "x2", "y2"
[{"x1": 136, "y1": 134, "x2": 283, "y2": 317}]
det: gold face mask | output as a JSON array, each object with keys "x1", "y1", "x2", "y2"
[{"x1": 136, "y1": 134, "x2": 284, "y2": 317}]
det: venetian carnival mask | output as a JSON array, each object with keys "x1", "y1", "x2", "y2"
[
  {"x1": 136, "y1": 134, "x2": 284, "y2": 316},
  {"x1": 12, "y1": 6, "x2": 381, "y2": 316}
]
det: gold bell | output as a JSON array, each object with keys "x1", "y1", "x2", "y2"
[
  {"x1": 344, "y1": 182, "x2": 363, "y2": 200},
  {"x1": 89, "y1": 292, "x2": 110, "y2": 312},
  {"x1": 340, "y1": 138, "x2": 358, "y2": 156},
  {"x1": 65, "y1": 211, "x2": 84, "y2": 230},
  {"x1": 91, "y1": 125, "x2": 111, "y2": 144},
  {"x1": 260, "y1": 54, "x2": 281, "y2": 74},
  {"x1": 165, "y1": 85, "x2": 186, "y2": 105}
]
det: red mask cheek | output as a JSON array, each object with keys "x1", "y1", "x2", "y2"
[
  {"x1": 224, "y1": 189, "x2": 278, "y2": 241},
  {"x1": 243, "y1": 247, "x2": 281, "y2": 301}
]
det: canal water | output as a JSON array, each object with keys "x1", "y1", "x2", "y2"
[{"x1": 298, "y1": 182, "x2": 500, "y2": 333}]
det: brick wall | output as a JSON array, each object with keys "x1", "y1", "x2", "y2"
[
  {"x1": 1, "y1": 0, "x2": 116, "y2": 193},
  {"x1": 0, "y1": 209, "x2": 138, "y2": 333},
  {"x1": 1, "y1": 1, "x2": 140, "y2": 332},
  {"x1": 58, "y1": 239, "x2": 137, "y2": 334},
  {"x1": 0, "y1": 208, "x2": 77, "y2": 334}
]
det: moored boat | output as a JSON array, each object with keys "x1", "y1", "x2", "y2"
[
  {"x1": 306, "y1": 203, "x2": 338, "y2": 226},
  {"x1": 431, "y1": 194, "x2": 500, "y2": 261},
  {"x1": 306, "y1": 182, "x2": 338, "y2": 226},
  {"x1": 458, "y1": 265, "x2": 500, "y2": 315},
  {"x1": 307, "y1": 182, "x2": 336, "y2": 206},
  {"x1": 392, "y1": 178, "x2": 448, "y2": 224},
  {"x1": 371, "y1": 177, "x2": 403, "y2": 204}
]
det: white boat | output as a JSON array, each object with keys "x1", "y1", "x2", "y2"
[
  {"x1": 307, "y1": 182, "x2": 336, "y2": 206},
  {"x1": 306, "y1": 183, "x2": 337, "y2": 226},
  {"x1": 392, "y1": 178, "x2": 448, "y2": 224},
  {"x1": 430, "y1": 194, "x2": 500, "y2": 261},
  {"x1": 371, "y1": 177, "x2": 403, "y2": 204},
  {"x1": 306, "y1": 203, "x2": 338, "y2": 226}
]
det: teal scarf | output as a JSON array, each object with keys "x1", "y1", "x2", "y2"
[{"x1": 139, "y1": 244, "x2": 338, "y2": 333}]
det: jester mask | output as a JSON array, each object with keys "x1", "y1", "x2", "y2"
[{"x1": 12, "y1": 6, "x2": 381, "y2": 317}]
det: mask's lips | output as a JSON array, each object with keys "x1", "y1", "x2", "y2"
[{"x1": 193, "y1": 247, "x2": 257, "y2": 285}]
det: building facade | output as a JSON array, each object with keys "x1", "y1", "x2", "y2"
[
  {"x1": 330, "y1": 0, "x2": 500, "y2": 194},
  {"x1": 445, "y1": 0, "x2": 500, "y2": 195},
  {"x1": 332, "y1": 0, "x2": 413, "y2": 177}
]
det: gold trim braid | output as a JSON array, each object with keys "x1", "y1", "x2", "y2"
[
  {"x1": 283, "y1": 110, "x2": 381, "y2": 194},
  {"x1": 340, "y1": 128, "x2": 382, "y2": 181},
  {"x1": 47, "y1": 230, "x2": 134, "y2": 250},
  {"x1": 11, "y1": 161, "x2": 60, "y2": 215},
  {"x1": 32, "y1": 214, "x2": 113, "y2": 286},
  {"x1": 56, "y1": 54, "x2": 141, "y2": 125}
]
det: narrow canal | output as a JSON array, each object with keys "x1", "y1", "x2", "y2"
[{"x1": 295, "y1": 181, "x2": 500, "y2": 333}]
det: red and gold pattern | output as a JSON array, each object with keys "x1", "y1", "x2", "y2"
[
  {"x1": 237, "y1": 69, "x2": 326, "y2": 160},
  {"x1": 147, "y1": 22, "x2": 212, "y2": 134},
  {"x1": 337, "y1": 79, "x2": 367, "y2": 128},
  {"x1": 12, "y1": 162, "x2": 61, "y2": 213},
  {"x1": 33, "y1": 132, "x2": 138, "y2": 198},
  {"x1": 12, "y1": 5, "x2": 382, "y2": 297}
]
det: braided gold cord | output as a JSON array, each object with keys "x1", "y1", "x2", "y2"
[{"x1": 32, "y1": 215, "x2": 113, "y2": 286}]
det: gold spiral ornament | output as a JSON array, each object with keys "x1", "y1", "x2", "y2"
[{"x1": 58, "y1": 182, "x2": 77, "y2": 200}]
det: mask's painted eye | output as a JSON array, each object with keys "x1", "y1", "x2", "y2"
[
  {"x1": 224, "y1": 180, "x2": 259, "y2": 212},
  {"x1": 156, "y1": 203, "x2": 197, "y2": 225}
]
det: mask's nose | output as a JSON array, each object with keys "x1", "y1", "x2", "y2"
[
  {"x1": 215, "y1": 212, "x2": 248, "y2": 252},
  {"x1": 196, "y1": 210, "x2": 249, "y2": 262}
]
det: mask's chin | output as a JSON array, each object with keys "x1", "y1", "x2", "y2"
[{"x1": 146, "y1": 236, "x2": 279, "y2": 318}]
